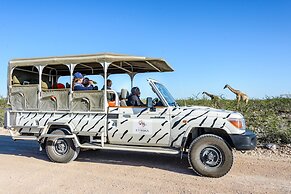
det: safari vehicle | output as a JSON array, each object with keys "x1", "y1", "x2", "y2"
[{"x1": 4, "y1": 53, "x2": 256, "y2": 178}]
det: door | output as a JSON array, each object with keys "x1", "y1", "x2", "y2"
[{"x1": 108, "y1": 106, "x2": 171, "y2": 146}]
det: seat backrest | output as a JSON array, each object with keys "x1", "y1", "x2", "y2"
[
  {"x1": 10, "y1": 85, "x2": 38, "y2": 110},
  {"x1": 41, "y1": 81, "x2": 48, "y2": 89},
  {"x1": 120, "y1": 89, "x2": 129, "y2": 99},
  {"x1": 120, "y1": 99, "x2": 127, "y2": 107},
  {"x1": 120, "y1": 89, "x2": 129, "y2": 107},
  {"x1": 71, "y1": 90, "x2": 104, "y2": 112},
  {"x1": 40, "y1": 89, "x2": 70, "y2": 111},
  {"x1": 12, "y1": 75, "x2": 21, "y2": 85}
]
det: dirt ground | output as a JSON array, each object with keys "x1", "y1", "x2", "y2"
[{"x1": 0, "y1": 128, "x2": 290, "y2": 194}]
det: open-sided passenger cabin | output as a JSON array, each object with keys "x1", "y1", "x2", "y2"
[
  {"x1": 8, "y1": 53, "x2": 173, "y2": 112},
  {"x1": 5, "y1": 53, "x2": 257, "y2": 178}
]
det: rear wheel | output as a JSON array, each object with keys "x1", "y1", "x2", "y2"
[
  {"x1": 45, "y1": 129, "x2": 80, "y2": 163},
  {"x1": 188, "y1": 134, "x2": 233, "y2": 178}
]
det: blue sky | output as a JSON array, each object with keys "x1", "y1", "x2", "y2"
[{"x1": 0, "y1": 0, "x2": 290, "y2": 99}]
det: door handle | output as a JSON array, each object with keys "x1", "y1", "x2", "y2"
[
  {"x1": 123, "y1": 114, "x2": 131, "y2": 118},
  {"x1": 150, "y1": 116, "x2": 165, "y2": 119}
]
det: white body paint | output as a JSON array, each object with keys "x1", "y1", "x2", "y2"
[{"x1": 7, "y1": 106, "x2": 243, "y2": 150}]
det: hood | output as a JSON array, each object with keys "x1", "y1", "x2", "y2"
[{"x1": 178, "y1": 106, "x2": 243, "y2": 119}]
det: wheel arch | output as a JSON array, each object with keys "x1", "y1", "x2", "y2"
[
  {"x1": 47, "y1": 125, "x2": 72, "y2": 134},
  {"x1": 181, "y1": 126, "x2": 235, "y2": 150},
  {"x1": 42, "y1": 122, "x2": 74, "y2": 135},
  {"x1": 39, "y1": 123, "x2": 75, "y2": 146}
]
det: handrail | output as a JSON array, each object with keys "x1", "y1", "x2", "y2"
[{"x1": 72, "y1": 97, "x2": 91, "y2": 111}]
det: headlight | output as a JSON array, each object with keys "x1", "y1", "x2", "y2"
[{"x1": 228, "y1": 118, "x2": 246, "y2": 129}]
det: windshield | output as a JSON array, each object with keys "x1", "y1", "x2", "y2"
[{"x1": 154, "y1": 82, "x2": 176, "y2": 106}]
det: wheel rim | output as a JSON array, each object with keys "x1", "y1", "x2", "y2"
[
  {"x1": 200, "y1": 146, "x2": 222, "y2": 167},
  {"x1": 53, "y1": 139, "x2": 69, "y2": 155}
]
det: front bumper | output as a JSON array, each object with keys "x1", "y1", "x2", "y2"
[{"x1": 229, "y1": 129, "x2": 257, "y2": 150}]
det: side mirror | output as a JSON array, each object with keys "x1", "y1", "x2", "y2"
[
  {"x1": 146, "y1": 97, "x2": 153, "y2": 108},
  {"x1": 146, "y1": 97, "x2": 156, "y2": 111}
]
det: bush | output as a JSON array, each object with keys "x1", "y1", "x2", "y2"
[{"x1": 0, "y1": 97, "x2": 7, "y2": 127}]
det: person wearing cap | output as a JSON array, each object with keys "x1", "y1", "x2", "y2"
[
  {"x1": 83, "y1": 77, "x2": 98, "y2": 90},
  {"x1": 73, "y1": 72, "x2": 94, "y2": 91},
  {"x1": 127, "y1": 87, "x2": 145, "y2": 106}
]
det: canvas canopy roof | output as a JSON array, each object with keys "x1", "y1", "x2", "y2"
[{"x1": 9, "y1": 53, "x2": 174, "y2": 75}]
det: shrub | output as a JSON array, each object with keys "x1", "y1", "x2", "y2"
[{"x1": 0, "y1": 97, "x2": 7, "y2": 127}]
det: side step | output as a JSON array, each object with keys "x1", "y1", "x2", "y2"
[
  {"x1": 10, "y1": 125, "x2": 44, "y2": 129},
  {"x1": 12, "y1": 136, "x2": 38, "y2": 141},
  {"x1": 80, "y1": 143, "x2": 180, "y2": 155},
  {"x1": 8, "y1": 129, "x2": 38, "y2": 141}
]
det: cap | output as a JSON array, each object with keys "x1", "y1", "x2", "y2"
[{"x1": 74, "y1": 72, "x2": 83, "y2": 79}]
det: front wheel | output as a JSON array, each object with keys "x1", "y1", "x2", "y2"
[
  {"x1": 188, "y1": 134, "x2": 233, "y2": 178},
  {"x1": 45, "y1": 129, "x2": 80, "y2": 163}
]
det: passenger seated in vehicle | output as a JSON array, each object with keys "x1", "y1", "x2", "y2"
[
  {"x1": 127, "y1": 87, "x2": 145, "y2": 106},
  {"x1": 83, "y1": 77, "x2": 98, "y2": 90},
  {"x1": 52, "y1": 83, "x2": 65, "y2": 89},
  {"x1": 102, "y1": 79, "x2": 115, "y2": 100},
  {"x1": 73, "y1": 72, "x2": 95, "y2": 91},
  {"x1": 101, "y1": 79, "x2": 112, "y2": 90}
]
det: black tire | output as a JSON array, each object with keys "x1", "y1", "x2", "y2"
[
  {"x1": 188, "y1": 134, "x2": 233, "y2": 178},
  {"x1": 45, "y1": 129, "x2": 80, "y2": 163}
]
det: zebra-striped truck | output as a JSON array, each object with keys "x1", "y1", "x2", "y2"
[{"x1": 4, "y1": 53, "x2": 256, "y2": 178}]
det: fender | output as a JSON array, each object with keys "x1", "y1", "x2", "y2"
[
  {"x1": 180, "y1": 125, "x2": 196, "y2": 150},
  {"x1": 41, "y1": 121, "x2": 75, "y2": 135},
  {"x1": 180, "y1": 124, "x2": 232, "y2": 149},
  {"x1": 39, "y1": 122, "x2": 77, "y2": 145}
]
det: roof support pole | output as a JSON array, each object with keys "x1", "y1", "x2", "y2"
[
  {"x1": 103, "y1": 62, "x2": 110, "y2": 134},
  {"x1": 38, "y1": 65, "x2": 43, "y2": 103},
  {"x1": 7, "y1": 64, "x2": 12, "y2": 104},
  {"x1": 129, "y1": 73, "x2": 137, "y2": 89},
  {"x1": 103, "y1": 62, "x2": 110, "y2": 111},
  {"x1": 68, "y1": 64, "x2": 76, "y2": 109}
]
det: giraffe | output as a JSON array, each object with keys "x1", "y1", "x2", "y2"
[
  {"x1": 202, "y1": 91, "x2": 221, "y2": 108},
  {"x1": 223, "y1": 84, "x2": 249, "y2": 105}
]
